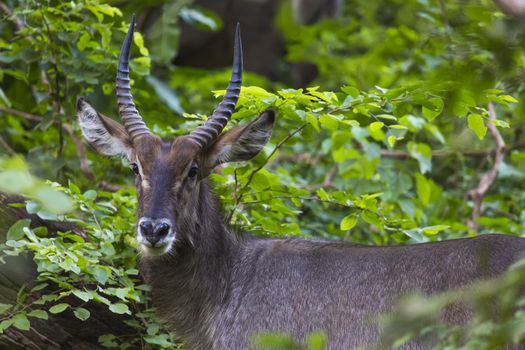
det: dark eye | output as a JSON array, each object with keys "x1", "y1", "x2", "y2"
[
  {"x1": 188, "y1": 166, "x2": 198, "y2": 178},
  {"x1": 130, "y1": 163, "x2": 140, "y2": 175}
]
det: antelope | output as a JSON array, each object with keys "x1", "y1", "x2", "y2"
[{"x1": 76, "y1": 17, "x2": 525, "y2": 350}]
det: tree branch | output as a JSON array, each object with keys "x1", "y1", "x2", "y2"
[
  {"x1": 0, "y1": 135, "x2": 15, "y2": 156},
  {"x1": 493, "y1": 0, "x2": 525, "y2": 17},
  {"x1": 322, "y1": 164, "x2": 338, "y2": 189},
  {"x1": 467, "y1": 102, "x2": 506, "y2": 231},
  {"x1": 276, "y1": 144, "x2": 524, "y2": 164},
  {"x1": 0, "y1": 107, "x2": 95, "y2": 180},
  {"x1": 0, "y1": 2, "x2": 24, "y2": 32}
]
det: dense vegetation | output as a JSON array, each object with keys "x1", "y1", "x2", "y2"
[{"x1": 0, "y1": 0, "x2": 524, "y2": 348}]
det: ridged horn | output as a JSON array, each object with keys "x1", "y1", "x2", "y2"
[
  {"x1": 189, "y1": 23, "x2": 243, "y2": 149},
  {"x1": 116, "y1": 15, "x2": 151, "y2": 141}
]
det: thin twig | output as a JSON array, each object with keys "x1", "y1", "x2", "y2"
[
  {"x1": 98, "y1": 181, "x2": 122, "y2": 192},
  {"x1": 242, "y1": 194, "x2": 410, "y2": 235},
  {"x1": 0, "y1": 135, "x2": 16, "y2": 155},
  {"x1": 379, "y1": 148, "x2": 509, "y2": 158},
  {"x1": 322, "y1": 164, "x2": 338, "y2": 189},
  {"x1": 0, "y1": 107, "x2": 96, "y2": 180},
  {"x1": 242, "y1": 195, "x2": 351, "y2": 209},
  {"x1": 0, "y1": 2, "x2": 24, "y2": 31},
  {"x1": 35, "y1": 1, "x2": 64, "y2": 166},
  {"x1": 61, "y1": 124, "x2": 95, "y2": 180},
  {"x1": 467, "y1": 102, "x2": 506, "y2": 231},
  {"x1": 0, "y1": 107, "x2": 41, "y2": 122}
]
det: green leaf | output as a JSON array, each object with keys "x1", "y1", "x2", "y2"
[
  {"x1": 415, "y1": 173, "x2": 431, "y2": 206},
  {"x1": 12, "y1": 313, "x2": 30, "y2": 331},
  {"x1": 376, "y1": 114, "x2": 397, "y2": 121},
  {"x1": 33, "y1": 187, "x2": 73, "y2": 214},
  {"x1": 49, "y1": 303, "x2": 69, "y2": 314},
  {"x1": 319, "y1": 114, "x2": 339, "y2": 131},
  {"x1": 114, "y1": 288, "x2": 129, "y2": 300},
  {"x1": 131, "y1": 57, "x2": 151, "y2": 76},
  {"x1": 369, "y1": 122, "x2": 385, "y2": 141},
  {"x1": 0, "y1": 87, "x2": 11, "y2": 107},
  {"x1": 0, "y1": 169, "x2": 34, "y2": 194},
  {"x1": 492, "y1": 119, "x2": 509, "y2": 128},
  {"x1": 91, "y1": 266, "x2": 109, "y2": 285},
  {"x1": 30, "y1": 283, "x2": 48, "y2": 293},
  {"x1": 0, "y1": 319, "x2": 13, "y2": 332},
  {"x1": 144, "y1": 334, "x2": 172, "y2": 347},
  {"x1": 242, "y1": 86, "x2": 275, "y2": 98},
  {"x1": 468, "y1": 114, "x2": 487, "y2": 140},
  {"x1": 307, "y1": 331, "x2": 327, "y2": 350},
  {"x1": 501, "y1": 95, "x2": 518, "y2": 103},
  {"x1": 74, "y1": 308, "x2": 90, "y2": 321},
  {"x1": 369, "y1": 121, "x2": 384, "y2": 132},
  {"x1": 251, "y1": 172, "x2": 270, "y2": 191},
  {"x1": 422, "y1": 97, "x2": 443, "y2": 121},
  {"x1": 387, "y1": 135, "x2": 397, "y2": 148},
  {"x1": 306, "y1": 113, "x2": 320, "y2": 132},
  {"x1": 405, "y1": 228, "x2": 428, "y2": 243},
  {"x1": 83, "y1": 189, "x2": 97, "y2": 201},
  {"x1": 77, "y1": 32, "x2": 92, "y2": 51},
  {"x1": 146, "y1": 76, "x2": 183, "y2": 114},
  {"x1": 133, "y1": 32, "x2": 149, "y2": 56},
  {"x1": 340, "y1": 214, "x2": 358, "y2": 231},
  {"x1": 423, "y1": 124, "x2": 445, "y2": 144},
  {"x1": 341, "y1": 86, "x2": 360, "y2": 98},
  {"x1": 317, "y1": 188, "x2": 329, "y2": 201},
  {"x1": 6, "y1": 219, "x2": 31, "y2": 241},
  {"x1": 98, "y1": 334, "x2": 118, "y2": 347},
  {"x1": 146, "y1": 323, "x2": 160, "y2": 335},
  {"x1": 27, "y1": 310, "x2": 48, "y2": 320},
  {"x1": 0, "y1": 303, "x2": 12, "y2": 315},
  {"x1": 390, "y1": 124, "x2": 408, "y2": 130},
  {"x1": 407, "y1": 142, "x2": 432, "y2": 174},
  {"x1": 422, "y1": 225, "x2": 450, "y2": 235},
  {"x1": 73, "y1": 290, "x2": 92, "y2": 302},
  {"x1": 109, "y1": 303, "x2": 130, "y2": 315},
  {"x1": 148, "y1": 2, "x2": 181, "y2": 64},
  {"x1": 179, "y1": 6, "x2": 223, "y2": 31},
  {"x1": 361, "y1": 211, "x2": 381, "y2": 226}
]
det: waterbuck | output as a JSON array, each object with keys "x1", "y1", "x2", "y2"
[{"x1": 76, "y1": 17, "x2": 525, "y2": 350}]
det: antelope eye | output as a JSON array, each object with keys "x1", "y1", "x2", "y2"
[
  {"x1": 188, "y1": 166, "x2": 198, "y2": 178},
  {"x1": 130, "y1": 163, "x2": 140, "y2": 175}
]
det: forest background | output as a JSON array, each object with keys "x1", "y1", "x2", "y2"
[{"x1": 0, "y1": 0, "x2": 525, "y2": 349}]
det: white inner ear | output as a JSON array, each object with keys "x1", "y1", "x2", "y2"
[
  {"x1": 78, "y1": 105, "x2": 132, "y2": 160},
  {"x1": 215, "y1": 145, "x2": 233, "y2": 164},
  {"x1": 216, "y1": 120, "x2": 273, "y2": 165},
  {"x1": 234, "y1": 126, "x2": 272, "y2": 155}
]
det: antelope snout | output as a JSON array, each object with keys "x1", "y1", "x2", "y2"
[{"x1": 137, "y1": 218, "x2": 175, "y2": 254}]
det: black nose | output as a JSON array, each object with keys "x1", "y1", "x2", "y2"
[{"x1": 139, "y1": 220, "x2": 171, "y2": 247}]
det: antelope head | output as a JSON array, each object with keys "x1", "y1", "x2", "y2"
[{"x1": 77, "y1": 17, "x2": 275, "y2": 256}]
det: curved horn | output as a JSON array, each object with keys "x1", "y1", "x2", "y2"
[
  {"x1": 189, "y1": 23, "x2": 243, "y2": 149},
  {"x1": 116, "y1": 15, "x2": 151, "y2": 141}
]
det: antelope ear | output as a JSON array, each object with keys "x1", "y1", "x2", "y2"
[
  {"x1": 76, "y1": 97, "x2": 133, "y2": 160},
  {"x1": 205, "y1": 109, "x2": 275, "y2": 169}
]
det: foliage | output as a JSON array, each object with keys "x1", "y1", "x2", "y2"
[
  {"x1": 0, "y1": 0, "x2": 525, "y2": 349},
  {"x1": 0, "y1": 158, "x2": 176, "y2": 348}
]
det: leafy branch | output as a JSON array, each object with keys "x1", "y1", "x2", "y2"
[
  {"x1": 467, "y1": 102, "x2": 506, "y2": 231},
  {"x1": 227, "y1": 122, "x2": 309, "y2": 223}
]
